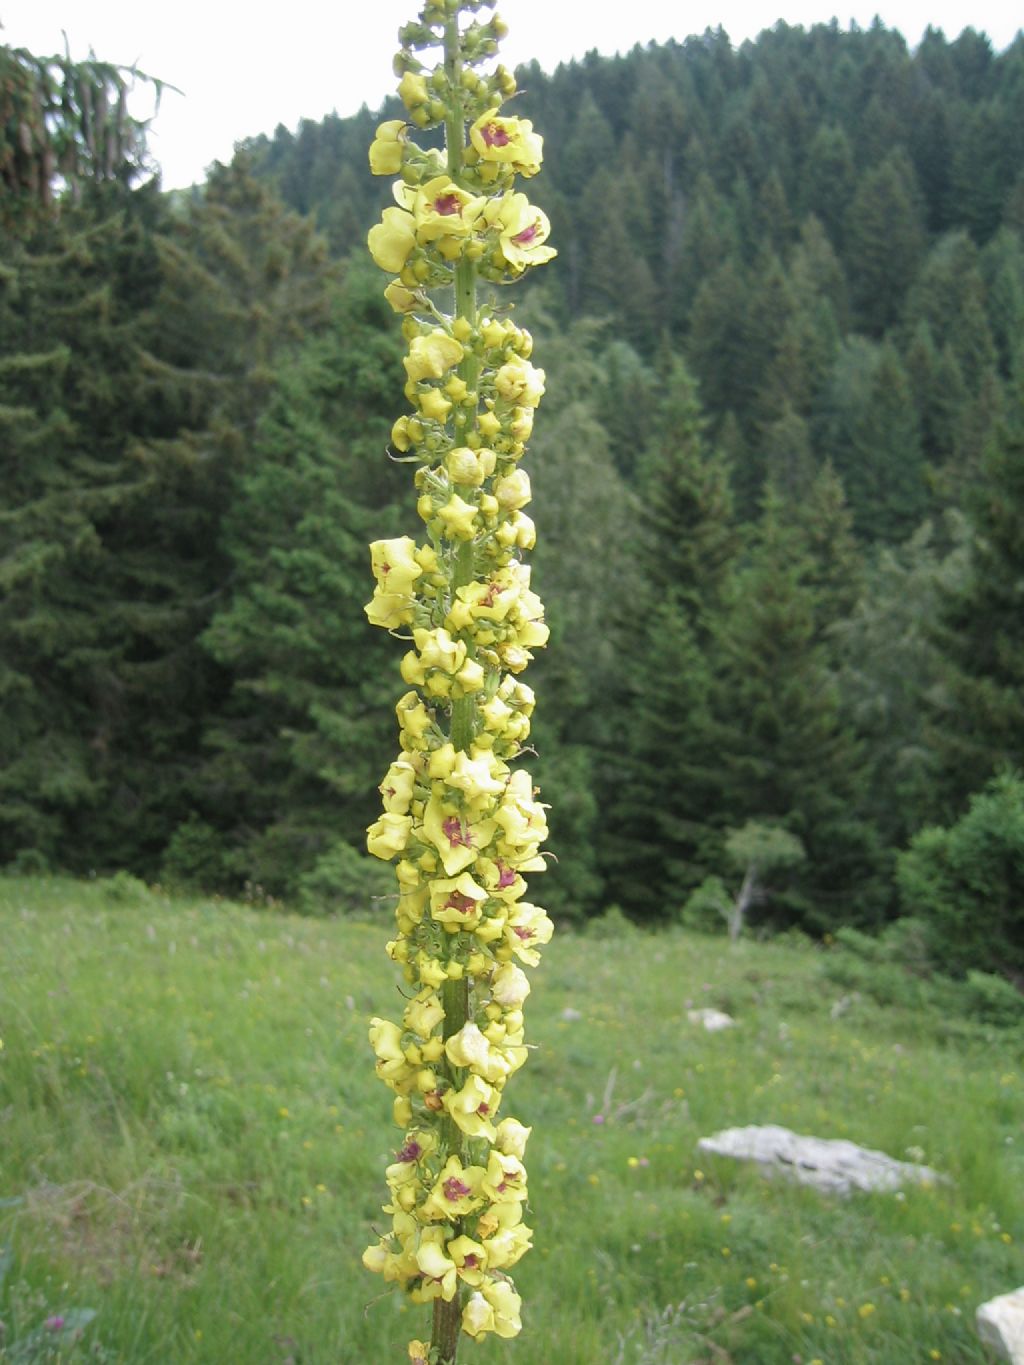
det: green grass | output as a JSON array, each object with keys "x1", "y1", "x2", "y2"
[{"x1": 1, "y1": 876, "x2": 1021, "y2": 1364}]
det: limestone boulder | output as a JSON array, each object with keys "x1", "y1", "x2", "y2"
[
  {"x1": 687, "y1": 1008, "x2": 735, "y2": 1032},
  {"x1": 696, "y1": 1124, "x2": 943, "y2": 1195},
  {"x1": 977, "y1": 1288, "x2": 1024, "y2": 1363}
]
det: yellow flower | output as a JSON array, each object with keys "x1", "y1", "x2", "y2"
[
  {"x1": 368, "y1": 206, "x2": 416, "y2": 273},
  {"x1": 455, "y1": 657, "x2": 486, "y2": 693},
  {"x1": 487, "y1": 191, "x2": 557, "y2": 270},
  {"x1": 395, "y1": 692, "x2": 432, "y2": 745},
  {"x1": 444, "y1": 1020, "x2": 492, "y2": 1072},
  {"x1": 379, "y1": 758, "x2": 416, "y2": 813},
  {"x1": 370, "y1": 536, "x2": 423, "y2": 596},
  {"x1": 436, "y1": 493, "x2": 480, "y2": 540},
  {"x1": 413, "y1": 626, "x2": 466, "y2": 675},
  {"x1": 417, "y1": 387, "x2": 452, "y2": 422},
  {"x1": 367, "y1": 813, "x2": 412, "y2": 860},
  {"x1": 384, "y1": 280, "x2": 420, "y2": 313},
  {"x1": 397, "y1": 71, "x2": 429, "y2": 109},
  {"x1": 448, "y1": 1234, "x2": 488, "y2": 1286},
  {"x1": 494, "y1": 356, "x2": 546, "y2": 408},
  {"x1": 403, "y1": 989, "x2": 445, "y2": 1038},
  {"x1": 477, "y1": 408, "x2": 502, "y2": 440},
  {"x1": 368, "y1": 1017, "x2": 404, "y2": 1065},
  {"x1": 494, "y1": 469, "x2": 532, "y2": 511},
  {"x1": 399, "y1": 174, "x2": 484, "y2": 245},
  {"x1": 511, "y1": 511, "x2": 536, "y2": 549},
  {"x1": 369, "y1": 119, "x2": 407, "y2": 175},
  {"x1": 443, "y1": 1073, "x2": 498, "y2": 1141},
  {"x1": 428, "y1": 869, "x2": 489, "y2": 925},
  {"x1": 483, "y1": 1219, "x2": 532, "y2": 1270},
  {"x1": 407, "y1": 1341, "x2": 430, "y2": 1365},
  {"x1": 481, "y1": 1276, "x2": 522, "y2": 1339},
  {"x1": 414, "y1": 1231, "x2": 458, "y2": 1300},
  {"x1": 447, "y1": 750, "x2": 507, "y2": 801},
  {"x1": 422, "y1": 800, "x2": 494, "y2": 877},
  {"x1": 469, "y1": 112, "x2": 544, "y2": 175},
  {"x1": 364, "y1": 590, "x2": 413, "y2": 630},
  {"x1": 483, "y1": 1148, "x2": 527, "y2": 1203},
  {"x1": 495, "y1": 769, "x2": 549, "y2": 849},
  {"x1": 403, "y1": 330, "x2": 464, "y2": 383},
  {"x1": 462, "y1": 1291, "x2": 496, "y2": 1340},
  {"x1": 490, "y1": 961, "x2": 531, "y2": 1008},
  {"x1": 504, "y1": 901, "x2": 554, "y2": 966},
  {"x1": 417, "y1": 953, "x2": 448, "y2": 988},
  {"x1": 494, "y1": 1116, "x2": 531, "y2": 1158},
  {"x1": 446, "y1": 445, "x2": 496, "y2": 486},
  {"x1": 421, "y1": 1155, "x2": 487, "y2": 1220}
]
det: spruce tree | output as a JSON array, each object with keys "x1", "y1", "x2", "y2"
[
  {"x1": 845, "y1": 149, "x2": 927, "y2": 335},
  {"x1": 930, "y1": 373, "x2": 1024, "y2": 813},
  {"x1": 705, "y1": 485, "x2": 884, "y2": 930},
  {"x1": 196, "y1": 264, "x2": 406, "y2": 894},
  {"x1": 600, "y1": 356, "x2": 738, "y2": 913}
]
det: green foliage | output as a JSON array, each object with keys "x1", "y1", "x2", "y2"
[
  {"x1": 896, "y1": 772, "x2": 1024, "y2": 980},
  {"x1": 196, "y1": 259, "x2": 405, "y2": 896},
  {"x1": 0, "y1": 42, "x2": 162, "y2": 229},
  {"x1": 835, "y1": 516, "x2": 969, "y2": 843},
  {"x1": 823, "y1": 913, "x2": 1024, "y2": 1026},
  {"x1": 724, "y1": 822, "x2": 806, "y2": 874},
  {"x1": 583, "y1": 903, "x2": 637, "y2": 939},
  {"x1": 101, "y1": 870, "x2": 151, "y2": 905},
  {"x1": 679, "y1": 876, "x2": 730, "y2": 934},
  {"x1": 296, "y1": 841, "x2": 395, "y2": 916},
  {"x1": 702, "y1": 486, "x2": 886, "y2": 931},
  {"x1": 930, "y1": 390, "x2": 1024, "y2": 809},
  {"x1": 4, "y1": 23, "x2": 1024, "y2": 932},
  {"x1": 160, "y1": 815, "x2": 233, "y2": 892}
]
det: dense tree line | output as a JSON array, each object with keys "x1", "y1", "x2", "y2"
[{"x1": 2, "y1": 25, "x2": 1023, "y2": 958}]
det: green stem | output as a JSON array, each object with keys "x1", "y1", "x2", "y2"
[
  {"x1": 432, "y1": 15, "x2": 475, "y2": 1365},
  {"x1": 432, "y1": 1293, "x2": 463, "y2": 1365},
  {"x1": 434, "y1": 976, "x2": 469, "y2": 1362}
]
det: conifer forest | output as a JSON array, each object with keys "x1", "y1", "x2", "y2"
[{"x1": 3, "y1": 22, "x2": 1024, "y2": 976}]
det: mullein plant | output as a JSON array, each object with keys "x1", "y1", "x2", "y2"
[{"x1": 360, "y1": 3, "x2": 556, "y2": 1362}]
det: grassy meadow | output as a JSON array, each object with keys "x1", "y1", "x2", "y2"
[{"x1": 0, "y1": 876, "x2": 1022, "y2": 1364}]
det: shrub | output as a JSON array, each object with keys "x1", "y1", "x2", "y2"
[
  {"x1": 679, "y1": 876, "x2": 730, "y2": 935},
  {"x1": 103, "y1": 870, "x2": 150, "y2": 904},
  {"x1": 6, "y1": 847, "x2": 51, "y2": 876},
  {"x1": 160, "y1": 815, "x2": 233, "y2": 891},
  {"x1": 963, "y1": 970, "x2": 1024, "y2": 1027},
  {"x1": 896, "y1": 772, "x2": 1024, "y2": 980},
  {"x1": 297, "y1": 840, "x2": 394, "y2": 916},
  {"x1": 586, "y1": 904, "x2": 638, "y2": 939}
]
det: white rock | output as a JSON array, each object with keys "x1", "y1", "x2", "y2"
[
  {"x1": 560, "y1": 1007, "x2": 582, "y2": 1021},
  {"x1": 696, "y1": 1124, "x2": 943, "y2": 1195},
  {"x1": 977, "y1": 1288, "x2": 1024, "y2": 1363},
  {"x1": 687, "y1": 1008, "x2": 735, "y2": 1032}
]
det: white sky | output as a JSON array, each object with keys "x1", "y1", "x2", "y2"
[{"x1": 1, "y1": 1, "x2": 1019, "y2": 190}]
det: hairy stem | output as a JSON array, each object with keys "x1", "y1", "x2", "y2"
[{"x1": 431, "y1": 13, "x2": 476, "y2": 1364}]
